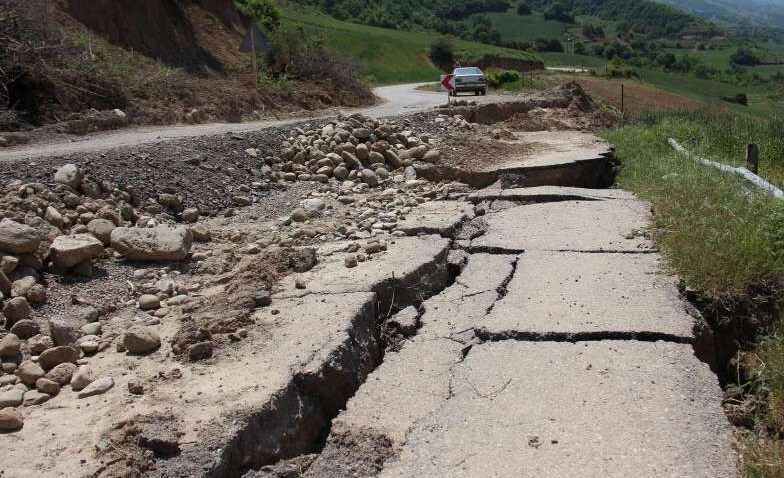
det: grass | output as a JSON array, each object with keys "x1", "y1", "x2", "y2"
[
  {"x1": 602, "y1": 112, "x2": 784, "y2": 295},
  {"x1": 280, "y1": 5, "x2": 541, "y2": 85},
  {"x1": 539, "y1": 52, "x2": 608, "y2": 69}
]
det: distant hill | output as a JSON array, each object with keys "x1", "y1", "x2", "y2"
[{"x1": 657, "y1": 0, "x2": 784, "y2": 29}]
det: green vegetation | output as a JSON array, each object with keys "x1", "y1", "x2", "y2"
[
  {"x1": 235, "y1": 0, "x2": 282, "y2": 30},
  {"x1": 280, "y1": 6, "x2": 540, "y2": 84},
  {"x1": 603, "y1": 110, "x2": 784, "y2": 294}
]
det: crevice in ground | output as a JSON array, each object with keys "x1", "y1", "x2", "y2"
[{"x1": 473, "y1": 328, "x2": 694, "y2": 345}]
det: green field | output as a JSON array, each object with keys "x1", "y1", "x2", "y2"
[
  {"x1": 539, "y1": 52, "x2": 608, "y2": 69},
  {"x1": 281, "y1": 7, "x2": 541, "y2": 85},
  {"x1": 636, "y1": 68, "x2": 779, "y2": 116}
]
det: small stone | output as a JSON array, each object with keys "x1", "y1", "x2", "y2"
[
  {"x1": 49, "y1": 234, "x2": 104, "y2": 268},
  {"x1": 39, "y1": 345, "x2": 79, "y2": 370},
  {"x1": 291, "y1": 208, "x2": 309, "y2": 222},
  {"x1": 16, "y1": 360, "x2": 45, "y2": 385},
  {"x1": 0, "y1": 388, "x2": 23, "y2": 407},
  {"x1": 80, "y1": 322, "x2": 102, "y2": 336},
  {"x1": 26, "y1": 284, "x2": 47, "y2": 303},
  {"x1": 0, "y1": 408, "x2": 23, "y2": 431},
  {"x1": 289, "y1": 247, "x2": 317, "y2": 273},
  {"x1": 77, "y1": 335, "x2": 100, "y2": 354},
  {"x1": 35, "y1": 378, "x2": 60, "y2": 395},
  {"x1": 128, "y1": 378, "x2": 144, "y2": 395},
  {"x1": 0, "y1": 218, "x2": 41, "y2": 254},
  {"x1": 87, "y1": 219, "x2": 116, "y2": 245},
  {"x1": 138, "y1": 294, "x2": 161, "y2": 310},
  {"x1": 53, "y1": 163, "x2": 82, "y2": 189},
  {"x1": 190, "y1": 224, "x2": 211, "y2": 242},
  {"x1": 3, "y1": 297, "x2": 32, "y2": 325},
  {"x1": 10, "y1": 319, "x2": 40, "y2": 339},
  {"x1": 359, "y1": 169, "x2": 379, "y2": 187},
  {"x1": 70, "y1": 365, "x2": 95, "y2": 391},
  {"x1": 0, "y1": 333, "x2": 21, "y2": 357},
  {"x1": 388, "y1": 305, "x2": 420, "y2": 336},
  {"x1": 254, "y1": 291, "x2": 272, "y2": 307},
  {"x1": 23, "y1": 390, "x2": 50, "y2": 406},
  {"x1": 27, "y1": 334, "x2": 53, "y2": 354},
  {"x1": 46, "y1": 362, "x2": 78, "y2": 385},
  {"x1": 344, "y1": 255, "x2": 358, "y2": 268},
  {"x1": 188, "y1": 341, "x2": 213, "y2": 361},
  {"x1": 423, "y1": 149, "x2": 442, "y2": 163},
  {"x1": 49, "y1": 318, "x2": 79, "y2": 346},
  {"x1": 123, "y1": 327, "x2": 161, "y2": 354},
  {"x1": 77, "y1": 377, "x2": 114, "y2": 398}
]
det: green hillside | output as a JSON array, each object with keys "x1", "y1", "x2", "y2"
[{"x1": 281, "y1": 6, "x2": 541, "y2": 84}]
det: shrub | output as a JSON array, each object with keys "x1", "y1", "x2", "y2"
[
  {"x1": 517, "y1": 2, "x2": 532, "y2": 15},
  {"x1": 722, "y1": 93, "x2": 748, "y2": 105},
  {"x1": 606, "y1": 59, "x2": 639, "y2": 79},
  {"x1": 234, "y1": 0, "x2": 281, "y2": 31},
  {"x1": 486, "y1": 69, "x2": 522, "y2": 88},
  {"x1": 429, "y1": 37, "x2": 455, "y2": 72}
]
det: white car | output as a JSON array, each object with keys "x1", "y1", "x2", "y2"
[{"x1": 451, "y1": 67, "x2": 487, "y2": 96}]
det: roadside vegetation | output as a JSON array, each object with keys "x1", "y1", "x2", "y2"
[{"x1": 603, "y1": 111, "x2": 784, "y2": 477}]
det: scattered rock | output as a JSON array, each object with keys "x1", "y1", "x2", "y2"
[
  {"x1": 35, "y1": 378, "x2": 61, "y2": 395},
  {"x1": 38, "y1": 346, "x2": 79, "y2": 370},
  {"x1": 0, "y1": 407, "x2": 23, "y2": 431},
  {"x1": 49, "y1": 234, "x2": 104, "y2": 268},
  {"x1": 23, "y1": 390, "x2": 50, "y2": 406},
  {"x1": 344, "y1": 255, "x2": 358, "y2": 268},
  {"x1": 123, "y1": 327, "x2": 161, "y2": 354},
  {"x1": 111, "y1": 226, "x2": 193, "y2": 261},
  {"x1": 46, "y1": 362, "x2": 78, "y2": 385},
  {"x1": 70, "y1": 365, "x2": 95, "y2": 391},
  {"x1": 138, "y1": 294, "x2": 161, "y2": 311},
  {"x1": 0, "y1": 388, "x2": 23, "y2": 407},
  {"x1": 0, "y1": 218, "x2": 41, "y2": 254},
  {"x1": 10, "y1": 319, "x2": 40, "y2": 339},
  {"x1": 53, "y1": 163, "x2": 83, "y2": 189},
  {"x1": 388, "y1": 306, "x2": 420, "y2": 336},
  {"x1": 0, "y1": 333, "x2": 21, "y2": 357},
  {"x1": 128, "y1": 378, "x2": 144, "y2": 395},
  {"x1": 87, "y1": 219, "x2": 116, "y2": 245},
  {"x1": 289, "y1": 247, "x2": 317, "y2": 273},
  {"x1": 77, "y1": 377, "x2": 114, "y2": 398},
  {"x1": 291, "y1": 208, "x2": 309, "y2": 223},
  {"x1": 3, "y1": 296, "x2": 32, "y2": 326},
  {"x1": 16, "y1": 360, "x2": 45, "y2": 385},
  {"x1": 49, "y1": 318, "x2": 79, "y2": 346},
  {"x1": 188, "y1": 341, "x2": 213, "y2": 361}
]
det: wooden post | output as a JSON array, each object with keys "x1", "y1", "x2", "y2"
[
  {"x1": 746, "y1": 143, "x2": 759, "y2": 174},
  {"x1": 620, "y1": 83, "x2": 625, "y2": 125}
]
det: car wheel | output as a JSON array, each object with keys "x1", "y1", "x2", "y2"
[{"x1": 481, "y1": 89, "x2": 487, "y2": 96}]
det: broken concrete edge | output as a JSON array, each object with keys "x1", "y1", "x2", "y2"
[{"x1": 153, "y1": 238, "x2": 458, "y2": 477}]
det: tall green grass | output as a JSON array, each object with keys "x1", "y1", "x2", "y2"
[{"x1": 603, "y1": 112, "x2": 784, "y2": 296}]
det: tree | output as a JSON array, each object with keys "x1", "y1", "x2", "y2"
[
  {"x1": 235, "y1": 0, "x2": 281, "y2": 31},
  {"x1": 730, "y1": 47, "x2": 761, "y2": 66},
  {"x1": 517, "y1": 2, "x2": 532, "y2": 15},
  {"x1": 429, "y1": 37, "x2": 455, "y2": 72},
  {"x1": 543, "y1": 3, "x2": 574, "y2": 23}
]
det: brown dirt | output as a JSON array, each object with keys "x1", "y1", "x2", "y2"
[
  {"x1": 0, "y1": 0, "x2": 374, "y2": 133},
  {"x1": 552, "y1": 75, "x2": 710, "y2": 114}
]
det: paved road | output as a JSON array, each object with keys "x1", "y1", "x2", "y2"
[{"x1": 0, "y1": 83, "x2": 451, "y2": 162}]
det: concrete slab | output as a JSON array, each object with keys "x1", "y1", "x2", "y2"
[
  {"x1": 470, "y1": 200, "x2": 654, "y2": 253},
  {"x1": 476, "y1": 130, "x2": 611, "y2": 173},
  {"x1": 396, "y1": 200, "x2": 475, "y2": 237},
  {"x1": 276, "y1": 235, "x2": 452, "y2": 310},
  {"x1": 479, "y1": 251, "x2": 696, "y2": 341},
  {"x1": 379, "y1": 341, "x2": 737, "y2": 478},
  {"x1": 468, "y1": 186, "x2": 637, "y2": 203}
]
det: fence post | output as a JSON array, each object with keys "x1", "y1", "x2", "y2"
[
  {"x1": 746, "y1": 143, "x2": 759, "y2": 174},
  {"x1": 620, "y1": 83, "x2": 625, "y2": 126}
]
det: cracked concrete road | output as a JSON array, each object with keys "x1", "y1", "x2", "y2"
[{"x1": 305, "y1": 163, "x2": 737, "y2": 476}]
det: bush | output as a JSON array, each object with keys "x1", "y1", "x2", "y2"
[
  {"x1": 517, "y1": 2, "x2": 532, "y2": 15},
  {"x1": 722, "y1": 93, "x2": 748, "y2": 105},
  {"x1": 606, "y1": 59, "x2": 639, "y2": 79},
  {"x1": 543, "y1": 3, "x2": 575, "y2": 23},
  {"x1": 730, "y1": 47, "x2": 761, "y2": 66},
  {"x1": 533, "y1": 38, "x2": 564, "y2": 52},
  {"x1": 234, "y1": 0, "x2": 281, "y2": 31},
  {"x1": 429, "y1": 37, "x2": 455, "y2": 72},
  {"x1": 485, "y1": 69, "x2": 522, "y2": 88}
]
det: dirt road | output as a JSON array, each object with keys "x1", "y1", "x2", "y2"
[{"x1": 0, "y1": 83, "x2": 471, "y2": 163}]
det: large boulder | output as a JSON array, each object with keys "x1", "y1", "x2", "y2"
[
  {"x1": 49, "y1": 234, "x2": 104, "y2": 268},
  {"x1": 111, "y1": 226, "x2": 192, "y2": 262},
  {"x1": 0, "y1": 219, "x2": 40, "y2": 254}
]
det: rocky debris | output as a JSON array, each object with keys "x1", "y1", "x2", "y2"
[
  {"x1": 46, "y1": 362, "x2": 78, "y2": 385},
  {"x1": 188, "y1": 341, "x2": 213, "y2": 361},
  {"x1": 0, "y1": 218, "x2": 41, "y2": 254},
  {"x1": 87, "y1": 218, "x2": 116, "y2": 245},
  {"x1": 17, "y1": 360, "x2": 45, "y2": 385},
  {"x1": 39, "y1": 345, "x2": 79, "y2": 370},
  {"x1": 78, "y1": 377, "x2": 114, "y2": 398},
  {"x1": 70, "y1": 365, "x2": 95, "y2": 391},
  {"x1": 49, "y1": 318, "x2": 79, "y2": 346},
  {"x1": 0, "y1": 333, "x2": 21, "y2": 357},
  {"x1": 10, "y1": 319, "x2": 40, "y2": 339},
  {"x1": 0, "y1": 407, "x2": 23, "y2": 431},
  {"x1": 388, "y1": 306, "x2": 420, "y2": 336},
  {"x1": 53, "y1": 163, "x2": 83, "y2": 189},
  {"x1": 123, "y1": 327, "x2": 161, "y2": 354},
  {"x1": 111, "y1": 226, "x2": 193, "y2": 261},
  {"x1": 128, "y1": 378, "x2": 144, "y2": 395},
  {"x1": 36, "y1": 378, "x2": 61, "y2": 395},
  {"x1": 0, "y1": 388, "x2": 24, "y2": 407},
  {"x1": 289, "y1": 247, "x2": 317, "y2": 273},
  {"x1": 138, "y1": 294, "x2": 161, "y2": 311},
  {"x1": 49, "y1": 234, "x2": 104, "y2": 268},
  {"x1": 23, "y1": 390, "x2": 51, "y2": 406}
]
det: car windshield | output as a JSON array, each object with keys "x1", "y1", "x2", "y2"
[{"x1": 454, "y1": 67, "x2": 482, "y2": 75}]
